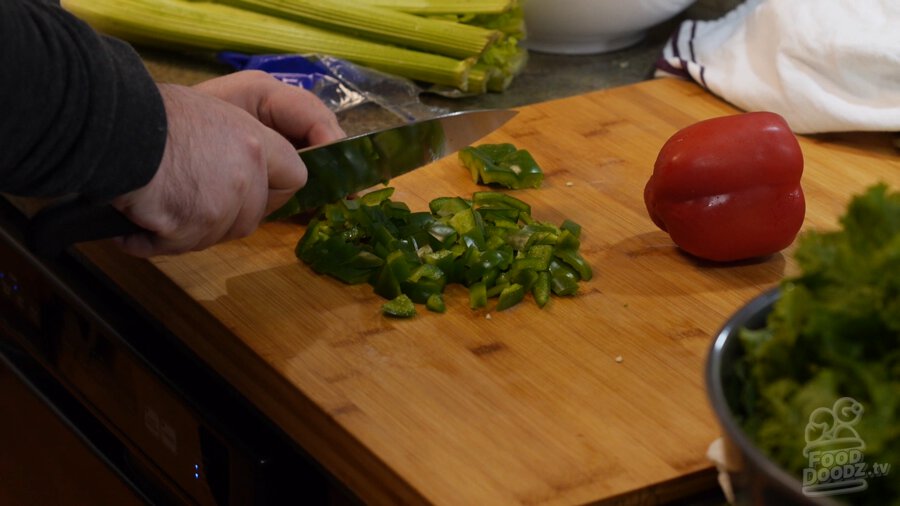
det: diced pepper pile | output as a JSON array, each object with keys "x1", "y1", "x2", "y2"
[{"x1": 295, "y1": 187, "x2": 592, "y2": 317}]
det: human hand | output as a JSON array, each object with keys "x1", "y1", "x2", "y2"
[{"x1": 111, "y1": 71, "x2": 345, "y2": 257}]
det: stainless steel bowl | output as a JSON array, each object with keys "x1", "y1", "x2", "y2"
[{"x1": 706, "y1": 287, "x2": 839, "y2": 506}]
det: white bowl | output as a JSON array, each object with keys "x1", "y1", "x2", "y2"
[{"x1": 523, "y1": 0, "x2": 696, "y2": 55}]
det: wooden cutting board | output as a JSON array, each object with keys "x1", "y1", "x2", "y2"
[{"x1": 79, "y1": 78, "x2": 900, "y2": 505}]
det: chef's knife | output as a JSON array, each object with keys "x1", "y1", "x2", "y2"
[
  {"x1": 27, "y1": 108, "x2": 517, "y2": 257},
  {"x1": 270, "y1": 108, "x2": 517, "y2": 218}
]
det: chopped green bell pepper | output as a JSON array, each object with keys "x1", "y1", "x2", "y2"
[
  {"x1": 382, "y1": 294, "x2": 416, "y2": 318},
  {"x1": 548, "y1": 259, "x2": 580, "y2": 296},
  {"x1": 496, "y1": 283, "x2": 525, "y2": 311},
  {"x1": 533, "y1": 271, "x2": 551, "y2": 308},
  {"x1": 560, "y1": 219, "x2": 582, "y2": 238},
  {"x1": 429, "y1": 196, "x2": 471, "y2": 217},
  {"x1": 458, "y1": 144, "x2": 544, "y2": 189},
  {"x1": 293, "y1": 187, "x2": 592, "y2": 316},
  {"x1": 472, "y1": 191, "x2": 531, "y2": 214},
  {"x1": 360, "y1": 187, "x2": 396, "y2": 206},
  {"x1": 555, "y1": 249, "x2": 593, "y2": 281},
  {"x1": 469, "y1": 281, "x2": 488, "y2": 309},
  {"x1": 425, "y1": 294, "x2": 446, "y2": 313}
]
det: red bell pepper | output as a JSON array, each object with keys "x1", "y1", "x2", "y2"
[{"x1": 643, "y1": 111, "x2": 805, "y2": 262}]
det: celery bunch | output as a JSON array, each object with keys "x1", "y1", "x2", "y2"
[{"x1": 62, "y1": 0, "x2": 526, "y2": 94}]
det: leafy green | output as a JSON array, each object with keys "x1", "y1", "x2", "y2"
[{"x1": 736, "y1": 184, "x2": 900, "y2": 504}]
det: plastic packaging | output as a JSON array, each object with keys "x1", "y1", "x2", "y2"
[{"x1": 218, "y1": 52, "x2": 448, "y2": 121}]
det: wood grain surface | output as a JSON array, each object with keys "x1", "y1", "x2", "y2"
[{"x1": 78, "y1": 78, "x2": 900, "y2": 505}]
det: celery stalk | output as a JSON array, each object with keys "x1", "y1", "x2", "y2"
[
  {"x1": 62, "y1": 0, "x2": 473, "y2": 88},
  {"x1": 353, "y1": 0, "x2": 514, "y2": 15},
  {"x1": 218, "y1": 0, "x2": 500, "y2": 59}
]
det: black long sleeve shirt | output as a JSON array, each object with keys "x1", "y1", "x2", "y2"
[{"x1": 0, "y1": 0, "x2": 166, "y2": 199}]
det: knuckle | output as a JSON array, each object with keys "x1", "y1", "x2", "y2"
[
  {"x1": 243, "y1": 133, "x2": 267, "y2": 166},
  {"x1": 240, "y1": 69, "x2": 273, "y2": 84}
]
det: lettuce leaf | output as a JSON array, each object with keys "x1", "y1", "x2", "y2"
[{"x1": 737, "y1": 184, "x2": 900, "y2": 504}]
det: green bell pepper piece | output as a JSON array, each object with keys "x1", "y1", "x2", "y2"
[
  {"x1": 403, "y1": 263, "x2": 447, "y2": 302},
  {"x1": 459, "y1": 144, "x2": 544, "y2": 189},
  {"x1": 533, "y1": 271, "x2": 551, "y2": 308},
  {"x1": 295, "y1": 219, "x2": 329, "y2": 262},
  {"x1": 477, "y1": 207, "x2": 521, "y2": 224},
  {"x1": 426, "y1": 222, "x2": 458, "y2": 250},
  {"x1": 472, "y1": 191, "x2": 531, "y2": 213},
  {"x1": 422, "y1": 249, "x2": 455, "y2": 276},
  {"x1": 496, "y1": 283, "x2": 525, "y2": 311},
  {"x1": 373, "y1": 263, "x2": 402, "y2": 300},
  {"x1": 382, "y1": 294, "x2": 416, "y2": 318},
  {"x1": 425, "y1": 294, "x2": 446, "y2": 313},
  {"x1": 429, "y1": 196, "x2": 471, "y2": 217},
  {"x1": 360, "y1": 187, "x2": 396, "y2": 206},
  {"x1": 505, "y1": 223, "x2": 557, "y2": 250},
  {"x1": 554, "y1": 249, "x2": 593, "y2": 281},
  {"x1": 556, "y1": 229, "x2": 581, "y2": 251},
  {"x1": 373, "y1": 249, "x2": 415, "y2": 299},
  {"x1": 469, "y1": 281, "x2": 487, "y2": 309},
  {"x1": 560, "y1": 219, "x2": 582, "y2": 238},
  {"x1": 465, "y1": 248, "x2": 508, "y2": 285},
  {"x1": 548, "y1": 259, "x2": 580, "y2": 296},
  {"x1": 402, "y1": 278, "x2": 445, "y2": 304},
  {"x1": 407, "y1": 263, "x2": 443, "y2": 283},
  {"x1": 486, "y1": 281, "x2": 510, "y2": 298},
  {"x1": 449, "y1": 208, "x2": 486, "y2": 250},
  {"x1": 512, "y1": 267, "x2": 538, "y2": 292},
  {"x1": 525, "y1": 244, "x2": 553, "y2": 270}
]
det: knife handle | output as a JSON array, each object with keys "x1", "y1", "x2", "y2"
[{"x1": 28, "y1": 198, "x2": 145, "y2": 257}]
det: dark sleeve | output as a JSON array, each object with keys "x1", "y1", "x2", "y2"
[{"x1": 0, "y1": 0, "x2": 167, "y2": 199}]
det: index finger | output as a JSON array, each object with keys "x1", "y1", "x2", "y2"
[
  {"x1": 194, "y1": 71, "x2": 345, "y2": 146},
  {"x1": 260, "y1": 84, "x2": 346, "y2": 147}
]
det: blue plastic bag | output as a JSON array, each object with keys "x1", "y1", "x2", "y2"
[
  {"x1": 218, "y1": 52, "x2": 366, "y2": 113},
  {"x1": 218, "y1": 52, "x2": 447, "y2": 121}
]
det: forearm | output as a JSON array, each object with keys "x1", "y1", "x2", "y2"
[{"x1": 0, "y1": 0, "x2": 166, "y2": 199}]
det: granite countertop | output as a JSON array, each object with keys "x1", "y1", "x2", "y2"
[{"x1": 140, "y1": 1, "x2": 743, "y2": 136}]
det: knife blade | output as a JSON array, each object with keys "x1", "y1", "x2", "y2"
[
  {"x1": 271, "y1": 108, "x2": 517, "y2": 218},
  {"x1": 27, "y1": 108, "x2": 516, "y2": 257}
]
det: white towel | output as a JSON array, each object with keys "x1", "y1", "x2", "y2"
[{"x1": 655, "y1": 0, "x2": 900, "y2": 134}]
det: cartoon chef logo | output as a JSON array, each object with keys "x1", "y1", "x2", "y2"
[{"x1": 802, "y1": 397, "x2": 868, "y2": 497}]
